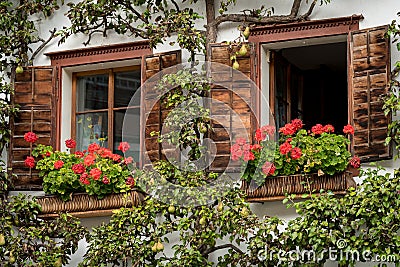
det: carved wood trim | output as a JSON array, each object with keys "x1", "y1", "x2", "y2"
[
  {"x1": 46, "y1": 40, "x2": 152, "y2": 67},
  {"x1": 249, "y1": 15, "x2": 363, "y2": 43}
]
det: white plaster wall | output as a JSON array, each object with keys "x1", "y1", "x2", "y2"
[{"x1": 4, "y1": 1, "x2": 400, "y2": 266}]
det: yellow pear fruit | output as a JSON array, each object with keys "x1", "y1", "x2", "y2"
[
  {"x1": 238, "y1": 44, "x2": 248, "y2": 56},
  {"x1": 151, "y1": 243, "x2": 158, "y2": 252},
  {"x1": 199, "y1": 217, "x2": 206, "y2": 225},
  {"x1": 15, "y1": 65, "x2": 24, "y2": 74},
  {"x1": 156, "y1": 242, "x2": 164, "y2": 251},
  {"x1": 217, "y1": 202, "x2": 224, "y2": 212},
  {"x1": 9, "y1": 256, "x2": 16, "y2": 264},
  {"x1": 232, "y1": 61, "x2": 240, "y2": 70},
  {"x1": 240, "y1": 207, "x2": 249, "y2": 217},
  {"x1": 168, "y1": 205, "x2": 175, "y2": 213},
  {"x1": 243, "y1": 26, "x2": 250, "y2": 39},
  {"x1": 54, "y1": 258, "x2": 62, "y2": 267},
  {"x1": 0, "y1": 234, "x2": 5, "y2": 246}
]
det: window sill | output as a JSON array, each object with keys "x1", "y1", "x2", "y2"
[
  {"x1": 241, "y1": 171, "x2": 356, "y2": 203},
  {"x1": 36, "y1": 189, "x2": 145, "y2": 219}
]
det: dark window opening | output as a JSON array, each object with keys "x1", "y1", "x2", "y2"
[{"x1": 273, "y1": 42, "x2": 348, "y2": 131}]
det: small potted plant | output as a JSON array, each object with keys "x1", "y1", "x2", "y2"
[
  {"x1": 231, "y1": 119, "x2": 360, "y2": 200},
  {"x1": 23, "y1": 132, "x2": 143, "y2": 215}
]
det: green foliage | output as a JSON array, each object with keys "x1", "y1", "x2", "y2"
[
  {"x1": 80, "y1": 189, "x2": 284, "y2": 267},
  {"x1": 384, "y1": 13, "x2": 400, "y2": 156},
  {"x1": 33, "y1": 143, "x2": 132, "y2": 201},
  {"x1": 283, "y1": 165, "x2": 400, "y2": 266},
  {"x1": 0, "y1": 0, "x2": 62, "y2": 70},
  {"x1": 0, "y1": 194, "x2": 87, "y2": 266},
  {"x1": 0, "y1": 78, "x2": 19, "y2": 155},
  {"x1": 153, "y1": 68, "x2": 211, "y2": 161},
  {"x1": 60, "y1": 0, "x2": 205, "y2": 55},
  {"x1": 0, "y1": 160, "x2": 12, "y2": 196}
]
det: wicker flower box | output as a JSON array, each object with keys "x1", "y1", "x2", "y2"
[
  {"x1": 36, "y1": 190, "x2": 145, "y2": 218},
  {"x1": 241, "y1": 171, "x2": 356, "y2": 202}
]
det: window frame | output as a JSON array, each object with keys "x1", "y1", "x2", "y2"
[
  {"x1": 46, "y1": 40, "x2": 152, "y2": 150},
  {"x1": 71, "y1": 66, "x2": 141, "y2": 152},
  {"x1": 249, "y1": 15, "x2": 362, "y2": 128}
]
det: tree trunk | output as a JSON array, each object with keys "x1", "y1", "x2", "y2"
[{"x1": 205, "y1": 0, "x2": 217, "y2": 60}]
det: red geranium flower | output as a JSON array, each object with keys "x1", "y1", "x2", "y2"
[
  {"x1": 311, "y1": 124, "x2": 324, "y2": 135},
  {"x1": 118, "y1": 142, "x2": 130, "y2": 153},
  {"x1": 88, "y1": 143, "x2": 100, "y2": 153},
  {"x1": 102, "y1": 176, "x2": 110, "y2": 184},
  {"x1": 349, "y1": 156, "x2": 361, "y2": 168},
  {"x1": 235, "y1": 138, "x2": 247, "y2": 146},
  {"x1": 97, "y1": 148, "x2": 113, "y2": 158},
  {"x1": 111, "y1": 154, "x2": 121, "y2": 162},
  {"x1": 230, "y1": 143, "x2": 243, "y2": 161},
  {"x1": 90, "y1": 168, "x2": 102, "y2": 180},
  {"x1": 126, "y1": 176, "x2": 135, "y2": 188},
  {"x1": 24, "y1": 156, "x2": 35, "y2": 168},
  {"x1": 243, "y1": 150, "x2": 255, "y2": 161},
  {"x1": 262, "y1": 161, "x2": 276, "y2": 176},
  {"x1": 279, "y1": 123, "x2": 297, "y2": 136},
  {"x1": 84, "y1": 154, "x2": 96, "y2": 166},
  {"x1": 72, "y1": 163, "x2": 85, "y2": 174},
  {"x1": 279, "y1": 142, "x2": 292, "y2": 155},
  {"x1": 24, "y1": 132, "x2": 38, "y2": 143},
  {"x1": 251, "y1": 144, "x2": 262, "y2": 151},
  {"x1": 343, "y1": 124, "x2": 354, "y2": 135},
  {"x1": 42, "y1": 151, "x2": 51, "y2": 158},
  {"x1": 290, "y1": 119, "x2": 304, "y2": 131},
  {"x1": 290, "y1": 147, "x2": 302, "y2": 160},
  {"x1": 80, "y1": 173, "x2": 90, "y2": 185},
  {"x1": 255, "y1": 128, "x2": 266, "y2": 141},
  {"x1": 260, "y1": 125, "x2": 276, "y2": 136},
  {"x1": 124, "y1": 156, "x2": 133, "y2": 164},
  {"x1": 65, "y1": 138, "x2": 76, "y2": 149},
  {"x1": 75, "y1": 151, "x2": 85, "y2": 158},
  {"x1": 54, "y1": 160, "x2": 64, "y2": 170},
  {"x1": 323, "y1": 124, "x2": 335, "y2": 133}
]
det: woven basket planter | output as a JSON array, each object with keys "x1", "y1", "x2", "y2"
[
  {"x1": 36, "y1": 190, "x2": 145, "y2": 218},
  {"x1": 241, "y1": 171, "x2": 356, "y2": 202}
]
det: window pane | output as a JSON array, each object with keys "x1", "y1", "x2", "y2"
[
  {"x1": 114, "y1": 70, "x2": 141, "y2": 108},
  {"x1": 76, "y1": 112, "x2": 108, "y2": 151},
  {"x1": 114, "y1": 109, "x2": 140, "y2": 163},
  {"x1": 76, "y1": 74, "x2": 109, "y2": 112}
]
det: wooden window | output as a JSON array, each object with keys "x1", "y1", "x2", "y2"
[
  {"x1": 9, "y1": 67, "x2": 57, "y2": 189},
  {"x1": 72, "y1": 66, "x2": 141, "y2": 161},
  {"x1": 208, "y1": 43, "x2": 257, "y2": 172},
  {"x1": 142, "y1": 51, "x2": 182, "y2": 168},
  {"x1": 252, "y1": 16, "x2": 392, "y2": 162}
]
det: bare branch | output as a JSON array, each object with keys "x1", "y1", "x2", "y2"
[
  {"x1": 203, "y1": 243, "x2": 245, "y2": 256},
  {"x1": 299, "y1": 0, "x2": 318, "y2": 20},
  {"x1": 210, "y1": 0, "x2": 318, "y2": 28},
  {"x1": 126, "y1": 3, "x2": 149, "y2": 24},
  {"x1": 30, "y1": 28, "x2": 57, "y2": 62},
  {"x1": 290, "y1": 0, "x2": 303, "y2": 17},
  {"x1": 211, "y1": 13, "x2": 299, "y2": 27},
  {"x1": 83, "y1": 30, "x2": 104, "y2": 46},
  {"x1": 170, "y1": 0, "x2": 180, "y2": 11},
  {"x1": 205, "y1": 0, "x2": 217, "y2": 46}
]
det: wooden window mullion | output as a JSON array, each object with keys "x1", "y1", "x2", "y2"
[
  {"x1": 108, "y1": 69, "x2": 114, "y2": 150},
  {"x1": 71, "y1": 73, "x2": 77, "y2": 151}
]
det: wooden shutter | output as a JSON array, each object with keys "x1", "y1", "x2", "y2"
[
  {"x1": 208, "y1": 43, "x2": 257, "y2": 172},
  {"x1": 9, "y1": 66, "x2": 57, "y2": 189},
  {"x1": 349, "y1": 25, "x2": 392, "y2": 162},
  {"x1": 141, "y1": 50, "x2": 182, "y2": 169}
]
